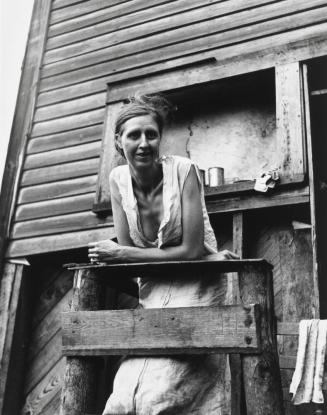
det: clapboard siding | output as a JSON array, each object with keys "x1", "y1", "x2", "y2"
[
  {"x1": 11, "y1": 211, "x2": 112, "y2": 239},
  {"x1": 26, "y1": 124, "x2": 103, "y2": 154},
  {"x1": 44, "y1": 0, "x2": 274, "y2": 64},
  {"x1": 34, "y1": 92, "x2": 106, "y2": 122},
  {"x1": 40, "y1": 6, "x2": 327, "y2": 91},
  {"x1": 47, "y1": 0, "x2": 225, "y2": 52},
  {"x1": 21, "y1": 158, "x2": 99, "y2": 186},
  {"x1": 24, "y1": 141, "x2": 101, "y2": 169},
  {"x1": 49, "y1": 0, "x2": 178, "y2": 36},
  {"x1": 15, "y1": 193, "x2": 94, "y2": 221},
  {"x1": 17, "y1": 175, "x2": 98, "y2": 204}
]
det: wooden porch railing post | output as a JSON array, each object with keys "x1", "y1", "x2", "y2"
[
  {"x1": 238, "y1": 263, "x2": 284, "y2": 415},
  {"x1": 60, "y1": 268, "x2": 103, "y2": 415}
]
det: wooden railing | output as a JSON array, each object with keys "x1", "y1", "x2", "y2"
[{"x1": 60, "y1": 259, "x2": 284, "y2": 415}]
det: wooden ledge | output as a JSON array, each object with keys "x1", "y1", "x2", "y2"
[{"x1": 64, "y1": 259, "x2": 272, "y2": 276}]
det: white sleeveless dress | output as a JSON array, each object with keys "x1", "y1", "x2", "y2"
[{"x1": 103, "y1": 155, "x2": 230, "y2": 415}]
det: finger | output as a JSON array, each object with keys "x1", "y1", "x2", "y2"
[
  {"x1": 88, "y1": 242, "x2": 98, "y2": 247},
  {"x1": 88, "y1": 253, "x2": 99, "y2": 258},
  {"x1": 88, "y1": 247, "x2": 98, "y2": 253}
]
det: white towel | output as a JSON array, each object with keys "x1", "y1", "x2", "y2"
[{"x1": 289, "y1": 319, "x2": 327, "y2": 404}]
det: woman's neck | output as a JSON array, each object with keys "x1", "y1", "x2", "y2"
[{"x1": 129, "y1": 162, "x2": 163, "y2": 195}]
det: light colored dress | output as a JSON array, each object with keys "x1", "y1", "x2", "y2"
[{"x1": 103, "y1": 155, "x2": 230, "y2": 415}]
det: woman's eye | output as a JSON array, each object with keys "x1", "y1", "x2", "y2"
[
  {"x1": 146, "y1": 130, "x2": 159, "y2": 139},
  {"x1": 128, "y1": 131, "x2": 140, "y2": 140}
]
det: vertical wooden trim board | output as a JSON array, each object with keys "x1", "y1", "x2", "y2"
[
  {"x1": 302, "y1": 63, "x2": 320, "y2": 318},
  {"x1": 0, "y1": 0, "x2": 52, "y2": 276},
  {"x1": 275, "y1": 62, "x2": 306, "y2": 180}
]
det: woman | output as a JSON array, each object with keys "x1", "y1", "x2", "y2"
[{"x1": 88, "y1": 95, "x2": 237, "y2": 415}]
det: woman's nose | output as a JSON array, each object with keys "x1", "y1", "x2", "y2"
[{"x1": 139, "y1": 133, "x2": 149, "y2": 148}]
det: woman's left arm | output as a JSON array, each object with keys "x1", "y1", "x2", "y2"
[{"x1": 89, "y1": 165, "x2": 206, "y2": 263}]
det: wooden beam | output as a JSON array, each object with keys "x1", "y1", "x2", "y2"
[
  {"x1": 0, "y1": 0, "x2": 52, "y2": 277},
  {"x1": 60, "y1": 268, "x2": 103, "y2": 415},
  {"x1": 239, "y1": 263, "x2": 284, "y2": 414},
  {"x1": 302, "y1": 63, "x2": 320, "y2": 318},
  {"x1": 62, "y1": 305, "x2": 260, "y2": 356}
]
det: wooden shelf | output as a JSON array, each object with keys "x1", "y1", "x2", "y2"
[{"x1": 310, "y1": 88, "x2": 327, "y2": 96}]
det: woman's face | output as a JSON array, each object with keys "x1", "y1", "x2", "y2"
[{"x1": 117, "y1": 114, "x2": 161, "y2": 169}]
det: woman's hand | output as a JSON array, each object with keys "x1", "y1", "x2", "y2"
[
  {"x1": 88, "y1": 239, "x2": 123, "y2": 263},
  {"x1": 203, "y1": 250, "x2": 240, "y2": 261}
]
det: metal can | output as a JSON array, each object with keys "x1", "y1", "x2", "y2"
[{"x1": 208, "y1": 167, "x2": 224, "y2": 187}]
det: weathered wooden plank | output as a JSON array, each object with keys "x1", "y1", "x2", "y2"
[
  {"x1": 26, "y1": 124, "x2": 103, "y2": 154},
  {"x1": 32, "y1": 269, "x2": 73, "y2": 329},
  {"x1": 38, "y1": 24, "x2": 327, "y2": 105},
  {"x1": 51, "y1": 0, "x2": 174, "y2": 25},
  {"x1": 52, "y1": 0, "x2": 87, "y2": 10},
  {"x1": 0, "y1": 264, "x2": 24, "y2": 413},
  {"x1": 302, "y1": 63, "x2": 320, "y2": 319},
  {"x1": 45, "y1": 0, "x2": 274, "y2": 64},
  {"x1": 41, "y1": 6, "x2": 327, "y2": 89},
  {"x1": 28, "y1": 289, "x2": 72, "y2": 361},
  {"x1": 277, "y1": 322, "x2": 299, "y2": 336},
  {"x1": 15, "y1": 193, "x2": 94, "y2": 221},
  {"x1": 24, "y1": 141, "x2": 101, "y2": 169},
  {"x1": 31, "y1": 108, "x2": 104, "y2": 137},
  {"x1": 206, "y1": 187, "x2": 309, "y2": 214},
  {"x1": 21, "y1": 358, "x2": 66, "y2": 415},
  {"x1": 24, "y1": 332, "x2": 63, "y2": 396},
  {"x1": 21, "y1": 158, "x2": 99, "y2": 186},
  {"x1": 34, "y1": 92, "x2": 106, "y2": 122},
  {"x1": 49, "y1": 0, "x2": 180, "y2": 36},
  {"x1": 6, "y1": 227, "x2": 115, "y2": 258},
  {"x1": 60, "y1": 268, "x2": 104, "y2": 415},
  {"x1": 239, "y1": 264, "x2": 284, "y2": 414},
  {"x1": 11, "y1": 211, "x2": 112, "y2": 239},
  {"x1": 17, "y1": 175, "x2": 97, "y2": 204},
  {"x1": 47, "y1": 0, "x2": 226, "y2": 50},
  {"x1": 0, "y1": 0, "x2": 52, "y2": 275},
  {"x1": 62, "y1": 305, "x2": 260, "y2": 356},
  {"x1": 275, "y1": 62, "x2": 306, "y2": 179}
]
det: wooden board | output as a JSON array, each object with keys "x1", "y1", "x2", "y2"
[
  {"x1": 21, "y1": 157, "x2": 99, "y2": 186},
  {"x1": 45, "y1": 0, "x2": 275, "y2": 64},
  {"x1": 26, "y1": 124, "x2": 103, "y2": 154},
  {"x1": 21, "y1": 358, "x2": 66, "y2": 415},
  {"x1": 47, "y1": 0, "x2": 226, "y2": 50},
  {"x1": 38, "y1": 25, "x2": 327, "y2": 106},
  {"x1": 15, "y1": 193, "x2": 95, "y2": 221},
  {"x1": 34, "y1": 92, "x2": 106, "y2": 122},
  {"x1": 11, "y1": 211, "x2": 112, "y2": 239},
  {"x1": 24, "y1": 141, "x2": 101, "y2": 169},
  {"x1": 17, "y1": 175, "x2": 98, "y2": 204},
  {"x1": 6, "y1": 227, "x2": 116, "y2": 258},
  {"x1": 31, "y1": 108, "x2": 104, "y2": 137},
  {"x1": 49, "y1": 0, "x2": 182, "y2": 36},
  {"x1": 40, "y1": 7, "x2": 327, "y2": 90},
  {"x1": 62, "y1": 305, "x2": 260, "y2": 355}
]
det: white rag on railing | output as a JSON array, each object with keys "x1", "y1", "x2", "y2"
[{"x1": 289, "y1": 320, "x2": 327, "y2": 404}]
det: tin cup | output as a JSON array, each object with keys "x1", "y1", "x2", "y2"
[{"x1": 208, "y1": 167, "x2": 224, "y2": 187}]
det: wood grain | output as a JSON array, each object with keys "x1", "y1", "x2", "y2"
[
  {"x1": 17, "y1": 175, "x2": 98, "y2": 204},
  {"x1": 47, "y1": 0, "x2": 226, "y2": 50},
  {"x1": 11, "y1": 211, "x2": 112, "y2": 239},
  {"x1": 41, "y1": 6, "x2": 327, "y2": 90},
  {"x1": 15, "y1": 193, "x2": 95, "y2": 221},
  {"x1": 21, "y1": 157, "x2": 99, "y2": 186},
  {"x1": 62, "y1": 305, "x2": 260, "y2": 356},
  {"x1": 26, "y1": 124, "x2": 103, "y2": 154},
  {"x1": 24, "y1": 141, "x2": 101, "y2": 169},
  {"x1": 45, "y1": 0, "x2": 274, "y2": 64},
  {"x1": 6, "y1": 227, "x2": 115, "y2": 258}
]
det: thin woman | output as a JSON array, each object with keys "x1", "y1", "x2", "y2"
[{"x1": 88, "y1": 95, "x2": 238, "y2": 415}]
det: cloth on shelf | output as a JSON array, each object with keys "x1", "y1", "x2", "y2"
[{"x1": 289, "y1": 319, "x2": 327, "y2": 405}]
